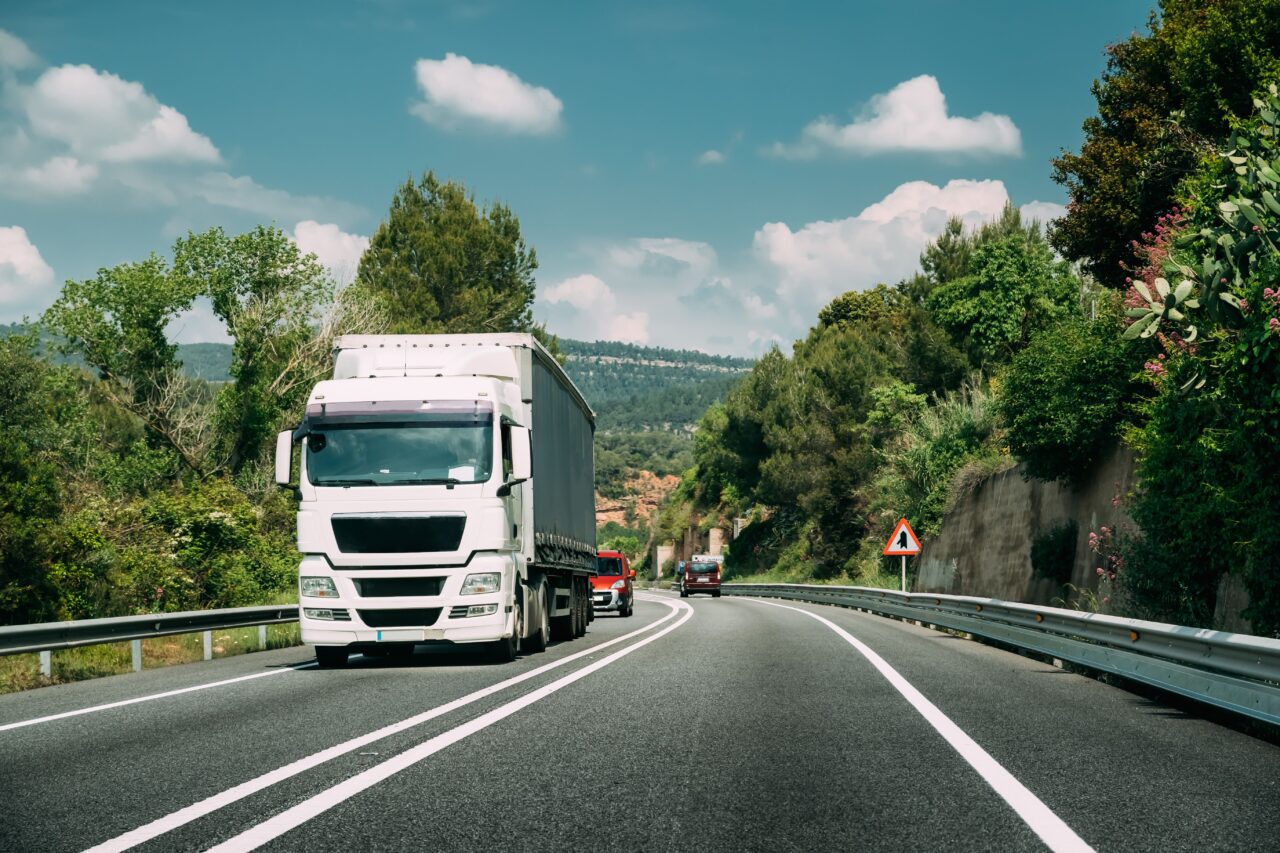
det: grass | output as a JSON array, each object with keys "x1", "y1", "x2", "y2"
[{"x1": 0, "y1": 621, "x2": 302, "y2": 696}]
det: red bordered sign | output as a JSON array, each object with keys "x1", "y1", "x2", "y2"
[{"x1": 882, "y1": 518, "x2": 921, "y2": 556}]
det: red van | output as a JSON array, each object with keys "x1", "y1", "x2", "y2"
[
  {"x1": 593, "y1": 550, "x2": 635, "y2": 616},
  {"x1": 680, "y1": 559, "x2": 721, "y2": 597}
]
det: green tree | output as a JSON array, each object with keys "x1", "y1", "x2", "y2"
[
  {"x1": 357, "y1": 172, "x2": 540, "y2": 335},
  {"x1": 47, "y1": 226, "x2": 384, "y2": 477},
  {"x1": 1000, "y1": 310, "x2": 1138, "y2": 483},
  {"x1": 44, "y1": 254, "x2": 206, "y2": 472},
  {"x1": 927, "y1": 232, "x2": 1078, "y2": 367},
  {"x1": 1050, "y1": 0, "x2": 1280, "y2": 286}
]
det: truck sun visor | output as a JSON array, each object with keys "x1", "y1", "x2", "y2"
[{"x1": 298, "y1": 400, "x2": 493, "y2": 435}]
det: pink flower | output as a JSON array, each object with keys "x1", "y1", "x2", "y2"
[
  {"x1": 1270, "y1": 318, "x2": 1280, "y2": 333},
  {"x1": 1096, "y1": 567, "x2": 1105, "y2": 577},
  {"x1": 1103, "y1": 596, "x2": 1111, "y2": 605}
]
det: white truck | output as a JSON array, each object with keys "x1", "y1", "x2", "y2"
[{"x1": 274, "y1": 333, "x2": 597, "y2": 667}]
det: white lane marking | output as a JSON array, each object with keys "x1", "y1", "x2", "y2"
[
  {"x1": 0, "y1": 662, "x2": 316, "y2": 734},
  {"x1": 747, "y1": 599, "x2": 1094, "y2": 853},
  {"x1": 85, "y1": 600, "x2": 687, "y2": 853},
  {"x1": 204, "y1": 600, "x2": 696, "y2": 853}
]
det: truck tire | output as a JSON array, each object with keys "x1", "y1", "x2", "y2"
[
  {"x1": 524, "y1": 578, "x2": 550, "y2": 653},
  {"x1": 316, "y1": 646, "x2": 348, "y2": 669},
  {"x1": 573, "y1": 580, "x2": 587, "y2": 637}
]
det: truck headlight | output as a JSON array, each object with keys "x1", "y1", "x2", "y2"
[
  {"x1": 301, "y1": 576, "x2": 338, "y2": 598},
  {"x1": 460, "y1": 572, "x2": 501, "y2": 595},
  {"x1": 610, "y1": 579, "x2": 626, "y2": 590}
]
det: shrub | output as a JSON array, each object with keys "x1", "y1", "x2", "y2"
[
  {"x1": 999, "y1": 312, "x2": 1138, "y2": 483},
  {"x1": 1030, "y1": 521, "x2": 1078, "y2": 585}
]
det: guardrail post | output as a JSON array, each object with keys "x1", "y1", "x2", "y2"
[
  {"x1": 258, "y1": 624, "x2": 267, "y2": 650},
  {"x1": 131, "y1": 640, "x2": 142, "y2": 672},
  {"x1": 39, "y1": 650, "x2": 51, "y2": 678},
  {"x1": 203, "y1": 630, "x2": 212, "y2": 661}
]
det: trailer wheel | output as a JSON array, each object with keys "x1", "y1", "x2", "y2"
[
  {"x1": 573, "y1": 580, "x2": 587, "y2": 637},
  {"x1": 315, "y1": 646, "x2": 348, "y2": 669},
  {"x1": 524, "y1": 578, "x2": 549, "y2": 653}
]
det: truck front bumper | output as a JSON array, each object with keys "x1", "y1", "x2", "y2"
[{"x1": 298, "y1": 553, "x2": 516, "y2": 647}]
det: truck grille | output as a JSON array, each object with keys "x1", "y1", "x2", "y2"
[
  {"x1": 357, "y1": 608, "x2": 442, "y2": 628},
  {"x1": 352, "y1": 578, "x2": 445, "y2": 597},
  {"x1": 332, "y1": 515, "x2": 465, "y2": 554}
]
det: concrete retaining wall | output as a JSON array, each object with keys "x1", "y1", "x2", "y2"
[{"x1": 915, "y1": 446, "x2": 1136, "y2": 607}]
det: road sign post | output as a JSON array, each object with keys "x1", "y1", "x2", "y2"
[{"x1": 882, "y1": 518, "x2": 922, "y2": 593}]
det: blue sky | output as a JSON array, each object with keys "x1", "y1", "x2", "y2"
[{"x1": 1, "y1": 1, "x2": 1156, "y2": 354}]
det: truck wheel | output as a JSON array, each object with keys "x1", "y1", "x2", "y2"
[
  {"x1": 524, "y1": 579, "x2": 549, "y2": 653},
  {"x1": 316, "y1": 646, "x2": 348, "y2": 669},
  {"x1": 573, "y1": 582, "x2": 587, "y2": 637}
]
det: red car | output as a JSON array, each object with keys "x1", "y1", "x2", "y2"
[
  {"x1": 680, "y1": 560, "x2": 721, "y2": 597},
  {"x1": 593, "y1": 550, "x2": 635, "y2": 616}
]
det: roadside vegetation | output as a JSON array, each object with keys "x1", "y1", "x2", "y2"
[{"x1": 664, "y1": 0, "x2": 1280, "y2": 636}]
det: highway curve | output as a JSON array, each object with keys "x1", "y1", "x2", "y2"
[{"x1": 0, "y1": 592, "x2": 1277, "y2": 852}]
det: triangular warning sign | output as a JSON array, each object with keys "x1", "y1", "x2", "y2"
[{"x1": 882, "y1": 518, "x2": 921, "y2": 556}]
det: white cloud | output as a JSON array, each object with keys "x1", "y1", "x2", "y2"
[
  {"x1": 770, "y1": 75, "x2": 1021, "y2": 159},
  {"x1": 0, "y1": 29, "x2": 39, "y2": 70},
  {"x1": 697, "y1": 149, "x2": 725, "y2": 166},
  {"x1": 410, "y1": 53, "x2": 562, "y2": 135},
  {"x1": 294, "y1": 221, "x2": 369, "y2": 285},
  {"x1": 1019, "y1": 200, "x2": 1068, "y2": 229},
  {"x1": 0, "y1": 61, "x2": 360, "y2": 226},
  {"x1": 539, "y1": 181, "x2": 1056, "y2": 356},
  {"x1": 24, "y1": 65, "x2": 220, "y2": 164},
  {"x1": 753, "y1": 179, "x2": 1011, "y2": 309},
  {"x1": 544, "y1": 273, "x2": 617, "y2": 312},
  {"x1": 608, "y1": 237, "x2": 718, "y2": 278},
  {"x1": 0, "y1": 155, "x2": 98, "y2": 196},
  {"x1": 542, "y1": 273, "x2": 649, "y2": 344},
  {"x1": 0, "y1": 225, "x2": 55, "y2": 318},
  {"x1": 187, "y1": 172, "x2": 363, "y2": 224}
]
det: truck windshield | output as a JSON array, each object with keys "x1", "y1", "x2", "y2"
[
  {"x1": 304, "y1": 403, "x2": 494, "y2": 486},
  {"x1": 596, "y1": 557, "x2": 623, "y2": 576}
]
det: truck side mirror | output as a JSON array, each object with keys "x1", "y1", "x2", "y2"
[
  {"x1": 509, "y1": 425, "x2": 531, "y2": 483},
  {"x1": 274, "y1": 430, "x2": 294, "y2": 488}
]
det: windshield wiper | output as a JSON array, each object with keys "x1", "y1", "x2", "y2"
[
  {"x1": 393, "y1": 477, "x2": 462, "y2": 488},
  {"x1": 313, "y1": 478, "x2": 380, "y2": 487}
]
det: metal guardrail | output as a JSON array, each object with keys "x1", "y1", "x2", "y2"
[
  {"x1": 0, "y1": 606, "x2": 298, "y2": 676},
  {"x1": 724, "y1": 583, "x2": 1280, "y2": 726}
]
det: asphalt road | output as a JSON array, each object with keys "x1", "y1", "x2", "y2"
[{"x1": 1, "y1": 592, "x2": 1277, "y2": 852}]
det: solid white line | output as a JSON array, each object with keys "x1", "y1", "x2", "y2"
[
  {"x1": 83, "y1": 599, "x2": 687, "y2": 853},
  {"x1": 746, "y1": 599, "x2": 1095, "y2": 853},
  {"x1": 204, "y1": 600, "x2": 695, "y2": 853},
  {"x1": 0, "y1": 662, "x2": 316, "y2": 734}
]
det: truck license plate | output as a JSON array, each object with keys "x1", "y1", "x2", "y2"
[{"x1": 376, "y1": 629, "x2": 426, "y2": 642}]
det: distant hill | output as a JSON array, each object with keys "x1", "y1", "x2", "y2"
[
  {"x1": 559, "y1": 339, "x2": 752, "y2": 434},
  {"x1": 163, "y1": 336, "x2": 752, "y2": 433}
]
